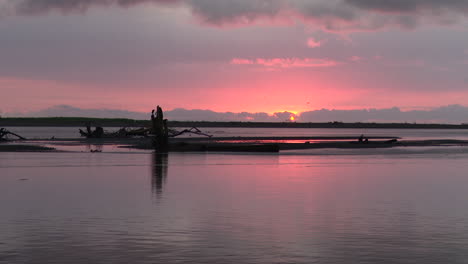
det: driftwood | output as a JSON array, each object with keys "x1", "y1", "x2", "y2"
[
  {"x1": 0, "y1": 128, "x2": 26, "y2": 141},
  {"x1": 125, "y1": 127, "x2": 150, "y2": 137},
  {"x1": 151, "y1": 106, "x2": 169, "y2": 151},
  {"x1": 75, "y1": 107, "x2": 210, "y2": 150},
  {"x1": 168, "y1": 127, "x2": 212, "y2": 138},
  {"x1": 79, "y1": 125, "x2": 151, "y2": 138},
  {"x1": 79, "y1": 125, "x2": 104, "y2": 138},
  {"x1": 169, "y1": 142, "x2": 280, "y2": 152},
  {"x1": 151, "y1": 106, "x2": 213, "y2": 152}
]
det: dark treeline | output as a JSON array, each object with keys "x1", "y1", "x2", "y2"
[
  {"x1": 0, "y1": 117, "x2": 147, "y2": 127},
  {"x1": 2, "y1": 117, "x2": 468, "y2": 129}
]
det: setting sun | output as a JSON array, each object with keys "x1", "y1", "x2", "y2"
[{"x1": 290, "y1": 116, "x2": 296, "y2": 122}]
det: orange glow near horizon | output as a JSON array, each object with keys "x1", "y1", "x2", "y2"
[{"x1": 4, "y1": 73, "x2": 468, "y2": 116}]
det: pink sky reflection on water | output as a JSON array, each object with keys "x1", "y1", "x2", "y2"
[{"x1": 2, "y1": 152, "x2": 468, "y2": 262}]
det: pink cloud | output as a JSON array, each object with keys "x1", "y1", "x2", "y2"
[
  {"x1": 350, "y1": 56, "x2": 363, "y2": 62},
  {"x1": 231, "y1": 57, "x2": 340, "y2": 68},
  {"x1": 307, "y1": 37, "x2": 322, "y2": 48},
  {"x1": 231, "y1": 58, "x2": 254, "y2": 65}
]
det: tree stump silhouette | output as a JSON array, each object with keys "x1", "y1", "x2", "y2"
[{"x1": 151, "y1": 106, "x2": 169, "y2": 152}]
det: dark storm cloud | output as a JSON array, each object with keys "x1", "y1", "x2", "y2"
[
  {"x1": 344, "y1": 0, "x2": 468, "y2": 13},
  {"x1": 187, "y1": 0, "x2": 287, "y2": 25},
  {"x1": 2, "y1": 0, "x2": 468, "y2": 30},
  {"x1": 187, "y1": 0, "x2": 468, "y2": 30},
  {"x1": 12, "y1": 0, "x2": 181, "y2": 15}
]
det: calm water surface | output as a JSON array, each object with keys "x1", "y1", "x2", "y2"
[
  {"x1": 7, "y1": 126, "x2": 468, "y2": 140},
  {"x1": 2, "y1": 151, "x2": 468, "y2": 263}
]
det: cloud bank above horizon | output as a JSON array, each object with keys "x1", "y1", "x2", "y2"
[{"x1": 4, "y1": 104, "x2": 468, "y2": 124}]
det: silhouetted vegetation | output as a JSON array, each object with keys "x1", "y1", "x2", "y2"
[{"x1": 0, "y1": 117, "x2": 146, "y2": 127}]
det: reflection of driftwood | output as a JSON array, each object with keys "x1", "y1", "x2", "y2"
[
  {"x1": 0, "y1": 128, "x2": 26, "y2": 141},
  {"x1": 168, "y1": 127, "x2": 212, "y2": 138},
  {"x1": 152, "y1": 152, "x2": 168, "y2": 196}
]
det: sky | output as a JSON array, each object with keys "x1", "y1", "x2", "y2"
[{"x1": 0, "y1": 0, "x2": 468, "y2": 122}]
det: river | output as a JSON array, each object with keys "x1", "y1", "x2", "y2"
[{"x1": 1, "y1": 128, "x2": 468, "y2": 263}]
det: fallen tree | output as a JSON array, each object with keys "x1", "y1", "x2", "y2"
[
  {"x1": 0, "y1": 128, "x2": 26, "y2": 141},
  {"x1": 168, "y1": 127, "x2": 212, "y2": 138},
  {"x1": 151, "y1": 106, "x2": 213, "y2": 151},
  {"x1": 79, "y1": 125, "x2": 150, "y2": 138},
  {"x1": 78, "y1": 109, "x2": 212, "y2": 141}
]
